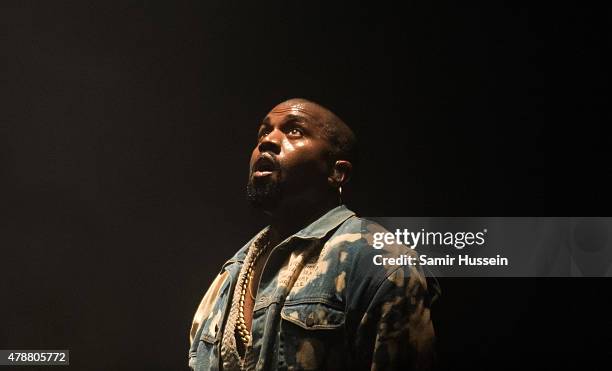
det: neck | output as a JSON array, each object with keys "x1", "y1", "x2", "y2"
[{"x1": 266, "y1": 199, "x2": 337, "y2": 246}]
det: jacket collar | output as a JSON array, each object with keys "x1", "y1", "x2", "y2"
[
  {"x1": 293, "y1": 204, "x2": 356, "y2": 239},
  {"x1": 221, "y1": 205, "x2": 356, "y2": 271}
]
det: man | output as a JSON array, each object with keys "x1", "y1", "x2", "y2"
[{"x1": 189, "y1": 98, "x2": 439, "y2": 370}]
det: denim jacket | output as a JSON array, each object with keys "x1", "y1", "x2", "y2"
[{"x1": 189, "y1": 205, "x2": 439, "y2": 370}]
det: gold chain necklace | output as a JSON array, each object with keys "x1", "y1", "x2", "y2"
[{"x1": 236, "y1": 236, "x2": 270, "y2": 346}]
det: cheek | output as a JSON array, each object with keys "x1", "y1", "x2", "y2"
[
  {"x1": 282, "y1": 138, "x2": 297, "y2": 152},
  {"x1": 280, "y1": 140, "x2": 312, "y2": 169},
  {"x1": 281, "y1": 142, "x2": 330, "y2": 178},
  {"x1": 280, "y1": 139, "x2": 313, "y2": 169}
]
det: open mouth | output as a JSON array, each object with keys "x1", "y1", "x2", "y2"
[{"x1": 252, "y1": 155, "x2": 278, "y2": 177}]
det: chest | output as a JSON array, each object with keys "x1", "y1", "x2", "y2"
[{"x1": 191, "y1": 242, "x2": 351, "y2": 370}]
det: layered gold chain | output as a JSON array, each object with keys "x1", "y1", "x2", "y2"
[{"x1": 236, "y1": 237, "x2": 270, "y2": 346}]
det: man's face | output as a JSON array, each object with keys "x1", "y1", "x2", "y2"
[{"x1": 247, "y1": 101, "x2": 333, "y2": 211}]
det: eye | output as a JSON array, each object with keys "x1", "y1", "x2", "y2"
[
  {"x1": 287, "y1": 127, "x2": 303, "y2": 137},
  {"x1": 257, "y1": 127, "x2": 271, "y2": 139}
]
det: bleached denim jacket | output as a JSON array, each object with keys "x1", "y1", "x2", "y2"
[{"x1": 189, "y1": 205, "x2": 439, "y2": 370}]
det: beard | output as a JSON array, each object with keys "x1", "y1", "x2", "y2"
[{"x1": 246, "y1": 176, "x2": 282, "y2": 210}]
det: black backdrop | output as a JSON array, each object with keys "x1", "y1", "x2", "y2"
[{"x1": 1, "y1": 1, "x2": 610, "y2": 370}]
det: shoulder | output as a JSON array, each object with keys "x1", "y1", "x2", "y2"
[
  {"x1": 322, "y1": 215, "x2": 418, "y2": 272},
  {"x1": 321, "y1": 215, "x2": 438, "y2": 308},
  {"x1": 189, "y1": 270, "x2": 230, "y2": 344}
]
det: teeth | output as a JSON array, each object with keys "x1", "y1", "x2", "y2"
[{"x1": 254, "y1": 170, "x2": 273, "y2": 176}]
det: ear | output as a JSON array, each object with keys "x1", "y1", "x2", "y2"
[{"x1": 327, "y1": 160, "x2": 352, "y2": 188}]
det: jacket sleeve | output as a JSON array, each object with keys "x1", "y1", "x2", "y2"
[{"x1": 351, "y1": 265, "x2": 438, "y2": 371}]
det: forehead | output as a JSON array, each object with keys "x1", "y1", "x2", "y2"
[{"x1": 263, "y1": 102, "x2": 326, "y2": 127}]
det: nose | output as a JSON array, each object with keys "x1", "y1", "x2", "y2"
[{"x1": 258, "y1": 128, "x2": 282, "y2": 155}]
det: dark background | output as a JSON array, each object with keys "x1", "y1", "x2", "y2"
[{"x1": 1, "y1": 1, "x2": 610, "y2": 370}]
